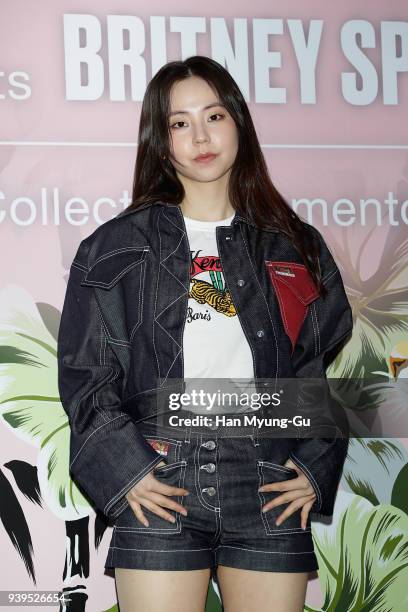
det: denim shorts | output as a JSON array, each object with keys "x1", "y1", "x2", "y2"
[{"x1": 104, "y1": 414, "x2": 319, "y2": 575}]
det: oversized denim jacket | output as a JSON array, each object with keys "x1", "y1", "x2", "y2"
[{"x1": 57, "y1": 200, "x2": 353, "y2": 522}]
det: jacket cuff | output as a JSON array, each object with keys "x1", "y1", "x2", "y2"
[
  {"x1": 69, "y1": 413, "x2": 164, "y2": 520},
  {"x1": 289, "y1": 435, "x2": 349, "y2": 516}
]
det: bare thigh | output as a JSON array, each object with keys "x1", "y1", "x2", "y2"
[
  {"x1": 114, "y1": 567, "x2": 211, "y2": 612},
  {"x1": 216, "y1": 566, "x2": 309, "y2": 612}
]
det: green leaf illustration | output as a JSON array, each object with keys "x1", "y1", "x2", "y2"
[
  {"x1": 308, "y1": 493, "x2": 408, "y2": 611},
  {"x1": 0, "y1": 285, "x2": 92, "y2": 520}
]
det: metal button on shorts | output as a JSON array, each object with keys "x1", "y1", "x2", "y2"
[{"x1": 104, "y1": 419, "x2": 319, "y2": 575}]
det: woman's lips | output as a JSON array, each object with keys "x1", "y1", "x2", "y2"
[{"x1": 194, "y1": 153, "x2": 217, "y2": 163}]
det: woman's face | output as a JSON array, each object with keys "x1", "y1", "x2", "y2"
[{"x1": 166, "y1": 76, "x2": 239, "y2": 185}]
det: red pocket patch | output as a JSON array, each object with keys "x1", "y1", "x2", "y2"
[
  {"x1": 147, "y1": 439, "x2": 170, "y2": 456},
  {"x1": 265, "y1": 261, "x2": 320, "y2": 353}
]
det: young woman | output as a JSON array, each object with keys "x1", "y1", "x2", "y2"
[{"x1": 57, "y1": 56, "x2": 353, "y2": 612}]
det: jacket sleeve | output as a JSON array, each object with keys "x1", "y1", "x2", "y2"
[
  {"x1": 289, "y1": 227, "x2": 353, "y2": 517},
  {"x1": 57, "y1": 240, "x2": 163, "y2": 521}
]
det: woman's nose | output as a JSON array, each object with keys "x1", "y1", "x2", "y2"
[{"x1": 194, "y1": 124, "x2": 210, "y2": 143}]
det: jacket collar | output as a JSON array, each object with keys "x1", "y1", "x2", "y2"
[{"x1": 117, "y1": 200, "x2": 279, "y2": 232}]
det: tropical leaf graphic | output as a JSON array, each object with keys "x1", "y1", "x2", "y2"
[
  {"x1": 0, "y1": 284, "x2": 92, "y2": 520},
  {"x1": 0, "y1": 466, "x2": 36, "y2": 583},
  {"x1": 308, "y1": 492, "x2": 408, "y2": 611},
  {"x1": 320, "y1": 222, "x2": 408, "y2": 380},
  {"x1": 343, "y1": 438, "x2": 407, "y2": 508}
]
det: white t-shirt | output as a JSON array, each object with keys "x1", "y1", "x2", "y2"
[{"x1": 182, "y1": 212, "x2": 255, "y2": 414}]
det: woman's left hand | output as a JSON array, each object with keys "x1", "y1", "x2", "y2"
[{"x1": 258, "y1": 458, "x2": 317, "y2": 530}]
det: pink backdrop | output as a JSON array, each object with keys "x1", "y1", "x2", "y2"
[{"x1": 1, "y1": 1, "x2": 407, "y2": 610}]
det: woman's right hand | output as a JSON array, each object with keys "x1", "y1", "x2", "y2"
[{"x1": 125, "y1": 460, "x2": 189, "y2": 526}]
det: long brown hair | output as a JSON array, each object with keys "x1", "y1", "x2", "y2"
[{"x1": 127, "y1": 55, "x2": 327, "y2": 298}]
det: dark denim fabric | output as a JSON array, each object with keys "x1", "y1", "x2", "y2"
[
  {"x1": 104, "y1": 417, "x2": 319, "y2": 574},
  {"x1": 57, "y1": 200, "x2": 353, "y2": 527}
]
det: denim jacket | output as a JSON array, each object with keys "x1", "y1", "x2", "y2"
[{"x1": 57, "y1": 200, "x2": 353, "y2": 521}]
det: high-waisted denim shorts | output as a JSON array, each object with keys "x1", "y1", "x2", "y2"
[{"x1": 104, "y1": 414, "x2": 319, "y2": 575}]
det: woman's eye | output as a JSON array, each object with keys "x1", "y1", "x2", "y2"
[
  {"x1": 170, "y1": 120, "x2": 186, "y2": 129},
  {"x1": 170, "y1": 113, "x2": 224, "y2": 129}
]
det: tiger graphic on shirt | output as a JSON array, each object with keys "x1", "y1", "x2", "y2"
[{"x1": 188, "y1": 250, "x2": 237, "y2": 318}]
